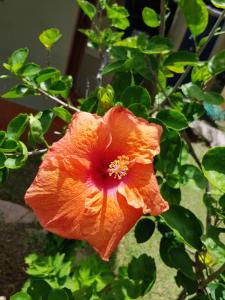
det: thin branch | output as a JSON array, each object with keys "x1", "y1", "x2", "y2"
[
  {"x1": 38, "y1": 89, "x2": 80, "y2": 113},
  {"x1": 159, "y1": 0, "x2": 166, "y2": 37},
  {"x1": 28, "y1": 148, "x2": 48, "y2": 156},
  {"x1": 182, "y1": 131, "x2": 201, "y2": 169},
  {"x1": 199, "y1": 262, "x2": 225, "y2": 290},
  {"x1": 169, "y1": 10, "x2": 225, "y2": 96},
  {"x1": 176, "y1": 289, "x2": 187, "y2": 300}
]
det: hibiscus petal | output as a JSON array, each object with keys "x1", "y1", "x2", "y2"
[
  {"x1": 118, "y1": 163, "x2": 169, "y2": 215},
  {"x1": 104, "y1": 106, "x2": 162, "y2": 162}
]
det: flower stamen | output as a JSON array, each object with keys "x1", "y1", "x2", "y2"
[{"x1": 108, "y1": 155, "x2": 129, "y2": 180}]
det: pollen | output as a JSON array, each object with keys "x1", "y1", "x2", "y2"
[{"x1": 108, "y1": 155, "x2": 129, "y2": 180}]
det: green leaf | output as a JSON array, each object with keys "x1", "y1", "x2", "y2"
[
  {"x1": 211, "y1": 0, "x2": 225, "y2": 8},
  {"x1": 4, "y1": 141, "x2": 28, "y2": 169},
  {"x1": 7, "y1": 113, "x2": 29, "y2": 140},
  {"x1": 80, "y1": 95, "x2": 98, "y2": 112},
  {"x1": 10, "y1": 292, "x2": 32, "y2": 300},
  {"x1": 20, "y1": 63, "x2": 41, "y2": 77},
  {"x1": 204, "y1": 91, "x2": 225, "y2": 105},
  {"x1": 101, "y1": 59, "x2": 127, "y2": 76},
  {"x1": 36, "y1": 110, "x2": 54, "y2": 135},
  {"x1": 191, "y1": 62, "x2": 212, "y2": 84},
  {"x1": 135, "y1": 218, "x2": 155, "y2": 243},
  {"x1": 208, "y1": 49, "x2": 225, "y2": 75},
  {"x1": 209, "y1": 282, "x2": 225, "y2": 300},
  {"x1": 142, "y1": 7, "x2": 160, "y2": 28},
  {"x1": 144, "y1": 36, "x2": 174, "y2": 54},
  {"x1": 112, "y1": 72, "x2": 132, "y2": 97},
  {"x1": 121, "y1": 85, "x2": 151, "y2": 108},
  {"x1": 157, "y1": 109, "x2": 188, "y2": 130},
  {"x1": 161, "y1": 183, "x2": 181, "y2": 205},
  {"x1": 47, "y1": 289, "x2": 69, "y2": 300},
  {"x1": 28, "y1": 279, "x2": 51, "y2": 300},
  {"x1": 128, "y1": 103, "x2": 149, "y2": 119},
  {"x1": 77, "y1": 0, "x2": 96, "y2": 20},
  {"x1": 2, "y1": 84, "x2": 31, "y2": 99},
  {"x1": 49, "y1": 80, "x2": 69, "y2": 98},
  {"x1": 0, "y1": 168, "x2": 7, "y2": 183},
  {"x1": 179, "y1": 0, "x2": 208, "y2": 36},
  {"x1": 202, "y1": 147, "x2": 225, "y2": 192},
  {"x1": 155, "y1": 129, "x2": 181, "y2": 173},
  {"x1": 106, "y1": 4, "x2": 129, "y2": 19},
  {"x1": 0, "y1": 131, "x2": 6, "y2": 146},
  {"x1": 0, "y1": 153, "x2": 6, "y2": 169},
  {"x1": 35, "y1": 67, "x2": 60, "y2": 84},
  {"x1": 29, "y1": 115, "x2": 44, "y2": 143},
  {"x1": 39, "y1": 28, "x2": 62, "y2": 50},
  {"x1": 162, "y1": 205, "x2": 203, "y2": 249},
  {"x1": 164, "y1": 51, "x2": 198, "y2": 73},
  {"x1": 175, "y1": 270, "x2": 198, "y2": 294},
  {"x1": 53, "y1": 107, "x2": 72, "y2": 123},
  {"x1": 0, "y1": 139, "x2": 18, "y2": 153},
  {"x1": 180, "y1": 164, "x2": 207, "y2": 189},
  {"x1": 181, "y1": 83, "x2": 205, "y2": 101},
  {"x1": 6, "y1": 48, "x2": 29, "y2": 73},
  {"x1": 111, "y1": 17, "x2": 130, "y2": 30}
]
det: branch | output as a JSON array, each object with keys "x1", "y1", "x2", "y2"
[
  {"x1": 199, "y1": 262, "x2": 225, "y2": 290},
  {"x1": 169, "y1": 10, "x2": 225, "y2": 96},
  {"x1": 159, "y1": 0, "x2": 166, "y2": 37},
  {"x1": 176, "y1": 289, "x2": 187, "y2": 300},
  {"x1": 182, "y1": 131, "x2": 202, "y2": 169},
  {"x1": 38, "y1": 89, "x2": 80, "y2": 113},
  {"x1": 28, "y1": 148, "x2": 48, "y2": 156}
]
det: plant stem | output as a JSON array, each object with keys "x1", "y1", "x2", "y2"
[
  {"x1": 159, "y1": 0, "x2": 166, "y2": 37},
  {"x1": 38, "y1": 88, "x2": 80, "y2": 112},
  {"x1": 28, "y1": 148, "x2": 48, "y2": 156},
  {"x1": 176, "y1": 289, "x2": 186, "y2": 300},
  {"x1": 182, "y1": 131, "x2": 201, "y2": 169},
  {"x1": 169, "y1": 10, "x2": 225, "y2": 96},
  {"x1": 199, "y1": 262, "x2": 225, "y2": 290}
]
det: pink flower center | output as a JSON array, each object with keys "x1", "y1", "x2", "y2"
[{"x1": 108, "y1": 155, "x2": 129, "y2": 180}]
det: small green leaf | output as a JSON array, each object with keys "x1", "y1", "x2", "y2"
[
  {"x1": 142, "y1": 7, "x2": 160, "y2": 28},
  {"x1": 162, "y1": 205, "x2": 203, "y2": 249},
  {"x1": 29, "y1": 115, "x2": 44, "y2": 143},
  {"x1": 7, "y1": 113, "x2": 29, "y2": 140},
  {"x1": 101, "y1": 60, "x2": 127, "y2": 76},
  {"x1": 128, "y1": 103, "x2": 149, "y2": 119},
  {"x1": 49, "y1": 80, "x2": 69, "y2": 98},
  {"x1": 77, "y1": 0, "x2": 96, "y2": 20},
  {"x1": 10, "y1": 292, "x2": 32, "y2": 300},
  {"x1": 47, "y1": 289, "x2": 68, "y2": 300},
  {"x1": 135, "y1": 218, "x2": 155, "y2": 243},
  {"x1": 4, "y1": 141, "x2": 28, "y2": 169},
  {"x1": 208, "y1": 50, "x2": 225, "y2": 75},
  {"x1": 0, "y1": 139, "x2": 18, "y2": 153},
  {"x1": 2, "y1": 84, "x2": 31, "y2": 99},
  {"x1": 181, "y1": 83, "x2": 205, "y2": 101},
  {"x1": 191, "y1": 62, "x2": 212, "y2": 84},
  {"x1": 211, "y1": 0, "x2": 225, "y2": 8},
  {"x1": 39, "y1": 28, "x2": 62, "y2": 50},
  {"x1": 111, "y1": 17, "x2": 130, "y2": 30},
  {"x1": 6, "y1": 48, "x2": 29, "y2": 73},
  {"x1": 20, "y1": 63, "x2": 41, "y2": 77},
  {"x1": 35, "y1": 67, "x2": 60, "y2": 84},
  {"x1": 106, "y1": 4, "x2": 129, "y2": 19},
  {"x1": 28, "y1": 279, "x2": 51, "y2": 300},
  {"x1": 179, "y1": 0, "x2": 208, "y2": 36},
  {"x1": 121, "y1": 85, "x2": 151, "y2": 108},
  {"x1": 144, "y1": 36, "x2": 174, "y2": 54},
  {"x1": 164, "y1": 51, "x2": 198, "y2": 73},
  {"x1": 202, "y1": 147, "x2": 225, "y2": 192},
  {"x1": 36, "y1": 110, "x2": 54, "y2": 135},
  {"x1": 53, "y1": 107, "x2": 72, "y2": 123},
  {"x1": 157, "y1": 109, "x2": 188, "y2": 130},
  {"x1": 161, "y1": 183, "x2": 181, "y2": 205}
]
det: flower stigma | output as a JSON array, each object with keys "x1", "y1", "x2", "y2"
[{"x1": 108, "y1": 155, "x2": 129, "y2": 180}]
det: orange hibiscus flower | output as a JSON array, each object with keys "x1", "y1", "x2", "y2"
[{"x1": 25, "y1": 106, "x2": 168, "y2": 260}]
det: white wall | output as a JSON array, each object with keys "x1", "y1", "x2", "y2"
[{"x1": 0, "y1": 0, "x2": 79, "y2": 110}]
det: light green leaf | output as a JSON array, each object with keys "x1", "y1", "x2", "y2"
[
  {"x1": 7, "y1": 113, "x2": 29, "y2": 140},
  {"x1": 144, "y1": 36, "x2": 174, "y2": 54},
  {"x1": 179, "y1": 0, "x2": 208, "y2": 36},
  {"x1": 157, "y1": 109, "x2": 188, "y2": 130},
  {"x1": 35, "y1": 67, "x2": 60, "y2": 84},
  {"x1": 39, "y1": 28, "x2": 62, "y2": 50},
  {"x1": 4, "y1": 141, "x2": 28, "y2": 169},
  {"x1": 208, "y1": 49, "x2": 225, "y2": 75},
  {"x1": 162, "y1": 205, "x2": 203, "y2": 249},
  {"x1": 10, "y1": 292, "x2": 32, "y2": 300},
  {"x1": 6, "y1": 48, "x2": 29, "y2": 73},
  {"x1": 20, "y1": 63, "x2": 41, "y2": 77},
  {"x1": 202, "y1": 147, "x2": 225, "y2": 192},
  {"x1": 77, "y1": 0, "x2": 96, "y2": 20},
  {"x1": 211, "y1": 0, "x2": 225, "y2": 8},
  {"x1": 53, "y1": 107, "x2": 72, "y2": 123},
  {"x1": 2, "y1": 84, "x2": 31, "y2": 99},
  {"x1": 142, "y1": 7, "x2": 160, "y2": 28}
]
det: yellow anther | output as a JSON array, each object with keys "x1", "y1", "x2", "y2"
[{"x1": 108, "y1": 155, "x2": 129, "y2": 180}]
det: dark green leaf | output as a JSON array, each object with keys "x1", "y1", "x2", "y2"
[
  {"x1": 162, "y1": 205, "x2": 203, "y2": 249},
  {"x1": 4, "y1": 141, "x2": 28, "y2": 169},
  {"x1": 80, "y1": 95, "x2": 98, "y2": 112},
  {"x1": 161, "y1": 183, "x2": 181, "y2": 205},
  {"x1": 53, "y1": 107, "x2": 72, "y2": 123},
  {"x1": 10, "y1": 292, "x2": 32, "y2": 300},
  {"x1": 39, "y1": 28, "x2": 62, "y2": 49},
  {"x1": 49, "y1": 80, "x2": 69, "y2": 98},
  {"x1": 0, "y1": 131, "x2": 6, "y2": 146},
  {"x1": 142, "y1": 7, "x2": 160, "y2": 28},
  {"x1": 179, "y1": 0, "x2": 208, "y2": 36},
  {"x1": 28, "y1": 279, "x2": 51, "y2": 300},
  {"x1": 121, "y1": 85, "x2": 151, "y2": 108},
  {"x1": 157, "y1": 109, "x2": 188, "y2": 130},
  {"x1": 47, "y1": 289, "x2": 68, "y2": 300},
  {"x1": 164, "y1": 51, "x2": 198, "y2": 72},
  {"x1": 36, "y1": 110, "x2": 54, "y2": 135},
  {"x1": 0, "y1": 139, "x2": 18, "y2": 153},
  {"x1": 208, "y1": 50, "x2": 225, "y2": 75},
  {"x1": 180, "y1": 164, "x2": 207, "y2": 189},
  {"x1": 135, "y1": 218, "x2": 155, "y2": 243},
  {"x1": 77, "y1": 0, "x2": 97, "y2": 20},
  {"x1": 202, "y1": 147, "x2": 225, "y2": 192},
  {"x1": 0, "y1": 153, "x2": 6, "y2": 169},
  {"x1": 2, "y1": 84, "x2": 31, "y2": 99},
  {"x1": 175, "y1": 270, "x2": 198, "y2": 294},
  {"x1": 0, "y1": 168, "x2": 7, "y2": 183},
  {"x1": 112, "y1": 72, "x2": 132, "y2": 97},
  {"x1": 128, "y1": 103, "x2": 149, "y2": 119},
  {"x1": 6, "y1": 48, "x2": 29, "y2": 73},
  {"x1": 20, "y1": 63, "x2": 41, "y2": 77},
  {"x1": 101, "y1": 60, "x2": 127, "y2": 76},
  {"x1": 7, "y1": 113, "x2": 29, "y2": 140}
]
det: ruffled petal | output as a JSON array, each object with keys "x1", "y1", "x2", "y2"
[
  {"x1": 118, "y1": 163, "x2": 169, "y2": 215},
  {"x1": 103, "y1": 106, "x2": 162, "y2": 162}
]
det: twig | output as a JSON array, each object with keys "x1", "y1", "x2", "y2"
[
  {"x1": 199, "y1": 262, "x2": 225, "y2": 290},
  {"x1": 169, "y1": 10, "x2": 225, "y2": 96},
  {"x1": 176, "y1": 289, "x2": 186, "y2": 300},
  {"x1": 159, "y1": 0, "x2": 166, "y2": 37},
  {"x1": 28, "y1": 148, "x2": 48, "y2": 156},
  {"x1": 38, "y1": 89, "x2": 80, "y2": 113},
  {"x1": 182, "y1": 131, "x2": 201, "y2": 169}
]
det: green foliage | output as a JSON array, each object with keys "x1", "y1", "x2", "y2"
[
  {"x1": 135, "y1": 218, "x2": 155, "y2": 243},
  {"x1": 142, "y1": 7, "x2": 160, "y2": 28},
  {"x1": 39, "y1": 28, "x2": 62, "y2": 50}
]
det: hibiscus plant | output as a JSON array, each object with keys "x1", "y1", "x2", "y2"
[{"x1": 3, "y1": 0, "x2": 225, "y2": 299}]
